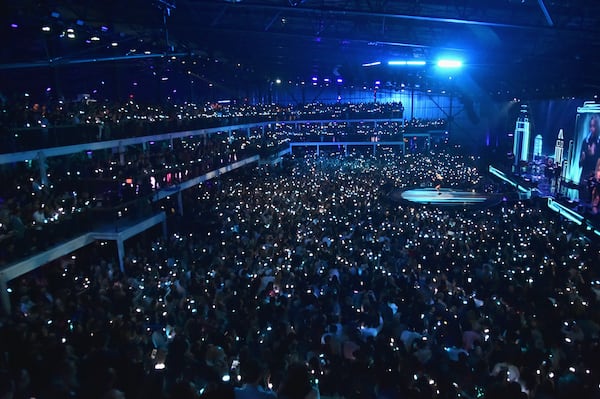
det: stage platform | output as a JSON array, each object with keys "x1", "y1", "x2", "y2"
[{"x1": 391, "y1": 187, "x2": 502, "y2": 208}]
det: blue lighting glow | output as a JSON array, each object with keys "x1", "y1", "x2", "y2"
[
  {"x1": 401, "y1": 188, "x2": 488, "y2": 206},
  {"x1": 488, "y1": 166, "x2": 530, "y2": 194},
  {"x1": 437, "y1": 59, "x2": 463, "y2": 68},
  {"x1": 362, "y1": 61, "x2": 381, "y2": 67},
  {"x1": 547, "y1": 199, "x2": 583, "y2": 225}
]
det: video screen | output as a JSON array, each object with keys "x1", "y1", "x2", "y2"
[{"x1": 567, "y1": 107, "x2": 600, "y2": 201}]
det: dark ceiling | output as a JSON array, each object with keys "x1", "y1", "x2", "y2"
[{"x1": 2, "y1": 0, "x2": 600, "y2": 100}]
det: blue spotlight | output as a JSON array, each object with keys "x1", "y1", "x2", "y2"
[{"x1": 437, "y1": 59, "x2": 463, "y2": 68}]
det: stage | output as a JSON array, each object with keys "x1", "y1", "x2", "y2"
[{"x1": 390, "y1": 187, "x2": 502, "y2": 208}]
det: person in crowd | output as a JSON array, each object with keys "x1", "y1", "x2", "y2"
[
  {"x1": 277, "y1": 363, "x2": 319, "y2": 399},
  {"x1": 234, "y1": 359, "x2": 276, "y2": 399}
]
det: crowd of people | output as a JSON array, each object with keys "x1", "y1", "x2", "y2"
[
  {"x1": 0, "y1": 109, "x2": 448, "y2": 264},
  {"x1": 0, "y1": 99, "x2": 405, "y2": 130},
  {"x1": 0, "y1": 126, "x2": 285, "y2": 264},
  {"x1": 0, "y1": 98, "x2": 453, "y2": 152},
  {"x1": 1, "y1": 148, "x2": 599, "y2": 399},
  {"x1": 275, "y1": 119, "x2": 447, "y2": 143}
]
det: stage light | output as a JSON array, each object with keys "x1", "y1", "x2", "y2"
[
  {"x1": 336, "y1": 78, "x2": 343, "y2": 83},
  {"x1": 90, "y1": 36, "x2": 100, "y2": 41},
  {"x1": 275, "y1": 78, "x2": 281, "y2": 84},
  {"x1": 42, "y1": 26, "x2": 51, "y2": 32},
  {"x1": 64, "y1": 27, "x2": 75, "y2": 39},
  {"x1": 388, "y1": 60, "x2": 426, "y2": 66},
  {"x1": 111, "y1": 42, "x2": 118, "y2": 47},
  {"x1": 362, "y1": 61, "x2": 381, "y2": 67},
  {"x1": 10, "y1": 23, "x2": 18, "y2": 28},
  {"x1": 437, "y1": 59, "x2": 463, "y2": 68}
]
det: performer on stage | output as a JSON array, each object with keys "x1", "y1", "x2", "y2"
[
  {"x1": 591, "y1": 161, "x2": 600, "y2": 214},
  {"x1": 434, "y1": 173, "x2": 443, "y2": 195}
]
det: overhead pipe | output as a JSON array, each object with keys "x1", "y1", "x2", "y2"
[{"x1": 0, "y1": 52, "x2": 188, "y2": 70}]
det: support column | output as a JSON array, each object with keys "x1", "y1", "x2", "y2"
[
  {"x1": 116, "y1": 238, "x2": 125, "y2": 274},
  {"x1": 38, "y1": 151, "x2": 48, "y2": 186},
  {"x1": 0, "y1": 273, "x2": 10, "y2": 315},
  {"x1": 162, "y1": 216, "x2": 168, "y2": 238},
  {"x1": 373, "y1": 143, "x2": 376, "y2": 155},
  {"x1": 411, "y1": 88, "x2": 415, "y2": 120},
  {"x1": 448, "y1": 93, "x2": 454, "y2": 139},
  {"x1": 177, "y1": 191, "x2": 184, "y2": 216},
  {"x1": 317, "y1": 144, "x2": 320, "y2": 156},
  {"x1": 119, "y1": 143, "x2": 125, "y2": 166},
  {"x1": 169, "y1": 136, "x2": 174, "y2": 149}
]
